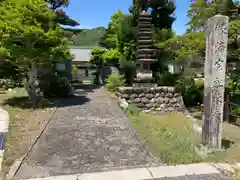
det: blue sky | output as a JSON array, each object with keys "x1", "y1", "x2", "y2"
[{"x1": 65, "y1": 0, "x2": 191, "y2": 35}]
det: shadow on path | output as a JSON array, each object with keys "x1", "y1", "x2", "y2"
[{"x1": 2, "y1": 84, "x2": 101, "y2": 109}]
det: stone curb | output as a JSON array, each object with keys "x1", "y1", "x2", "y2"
[
  {"x1": 0, "y1": 108, "x2": 9, "y2": 174},
  {"x1": 19, "y1": 163, "x2": 238, "y2": 180}
]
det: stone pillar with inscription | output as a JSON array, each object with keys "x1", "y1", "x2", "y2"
[{"x1": 202, "y1": 15, "x2": 229, "y2": 149}]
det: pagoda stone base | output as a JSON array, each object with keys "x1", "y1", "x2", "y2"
[
  {"x1": 136, "y1": 72, "x2": 153, "y2": 80},
  {"x1": 115, "y1": 86, "x2": 185, "y2": 112},
  {"x1": 134, "y1": 72, "x2": 156, "y2": 87}
]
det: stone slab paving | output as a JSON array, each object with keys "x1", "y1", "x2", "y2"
[
  {"x1": 144, "y1": 174, "x2": 227, "y2": 180},
  {"x1": 20, "y1": 163, "x2": 229, "y2": 180},
  {"x1": 14, "y1": 85, "x2": 156, "y2": 179}
]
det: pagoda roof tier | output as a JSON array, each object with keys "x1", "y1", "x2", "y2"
[
  {"x1": 137, "y1": 52, "x2": 155, "y2": 56},
  {"x1": 138, "y1": 22, "x2": 152, "y2": 26},
  {"x1": 136, "y1": 49, "x2": 155, "y2": 57},
  {"x1": 137, "y1": 56, "x2": 155, "y2": 59},
  {"x1": 138, "y1": 17, "x2": 152, "y2": 22},
  {"x1": 137, "y1": 52, "x2": 155, "y2": 55},
  {"x1": 137, "y1": 40, "x2": 154, "y2": 44},
  {"x1": 137, "y1": 35, "x2": 153, "y2": 39},
  {"x1": 137, "y1": 31, "x2": 152, "y2": 36},
  {"x1": 138, "y1": 24, "x2": 152, "y2": 28},
  {"x1": 137, "y1": 58, "x2": 156, "y2": 62},
  {"x1": 137, "y1": 37, "x2": 154, "y2": 40},
  {"x1": 137, "y1": 28, "x2": 152, "y2": 32},
  {"x1": 137, "y1": 48, "x2": 155, "y2": 52},
  {"x1": 137, "y1": 44, "x2": 155, "y2": 48}
]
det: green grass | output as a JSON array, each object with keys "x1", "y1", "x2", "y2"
[
  {"x1": 126, "y1": 104, "x2": 240, "y2": 165},
  {"x1": 189, "y1": 106, "x2": 240, "y2": 164},
  {"x1": 126, "y1": 105, "x2": 202, "y2": 164}
]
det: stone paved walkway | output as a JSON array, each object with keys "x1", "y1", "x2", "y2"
[{"x1": 14, "y1": 85, "x2": 156, "y2": 179}]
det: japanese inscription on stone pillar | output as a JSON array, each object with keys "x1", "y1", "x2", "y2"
[{"x1": 202, "y1": 15, "x2": 229, "y2": 149}]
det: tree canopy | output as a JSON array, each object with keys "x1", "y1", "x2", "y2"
[
  {"x1": 0, "y1": 0, "x2": 71, "y2": 78},
  {"x1": 155, "y1": 0, "x2": 240, "y2": 66}
]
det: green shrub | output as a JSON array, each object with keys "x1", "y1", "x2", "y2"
[
  {"x1": 156, "y1": 72, "x2": 180, "y2": 86},
  {"x1": 175, "y1": 75, "x2": 202, "y2": 107},
  {"x1": 106, "y1": 73, "x2": 125, "y2": 92},
  {"x1": 228, "y1": 75, "x2": 240, "y2": 93},
  {"x1": 128, "y1": 111, "x2": 201, "y2": 164},
  {"x1": 232, "y1": 107, "x2": 240, "y2": 116},
  {"x1": 71, "y1": 65, "x2": 78, "y2": 75},
  {"x1": 119, "y1": 55, "x2": 136, "y2": 85},
  {"x1": 102, "y1": 49, "x2": 120, "y2": 65},
  {"x1": 127, "y1": 104, "x2": 140, "y2": 117},
  {"x1": 41, "y1": 73, "x2": 73, "y2": 98},
  {"x1": 195, "y1": 78, "x2": 204, "y2": 90},
  {"x1": 71, "y1": 79, "x2": 83, "y2": 84},
  {"x1": 0, "y1": 79, "x2": 21, "y2": 89}
]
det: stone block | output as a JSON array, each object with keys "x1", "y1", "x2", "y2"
[
  {"x1": 164, "y1": 97, "x2": 170, "y2": 104},
  {"x1": 123, "y1": 94, "x2": 130, "y2": 100},
  {"x1": 156, "y1": 107, "x2": 163, "y2": 111},
  {"x1": 146, "y1": 103, "x2": 154, "y2": 109},
  {"x1": 141, "y1": 97, "x2": 150, "y2": 104},
  {"x1": 132, "y1": 98, "x2": 141, "y2": 103},
  {"x1": 150, "y1": 98, "x2": 156, "y2": 103},
  {"x1": 170, "y1": 98, "x2": 177, "y2": 104},
  {"x1": 166, "y1": 93, "x2": 173, "y2": 98},
  {"x1": 136, "y1": 103, "x2": 145, "y2": 108},
  {"x1": 167, "y1": 87, "x2": 175, "y2": 93},
  {"x1": 160, "y1": 92, "x2": 165, "y2": 98},
  {"x1": 174, "y1": 93, "x2": 180, "y2": 98},
  {"x1": 160, "y1": 104, "x2": 166, "y2": 108},
  {"x1": 146, "y1": 94, "x2": 154, "y2": 99},
  {"x1": 130, "y1": 94, "x2": 138, "y2": 100},
  {"x1": 116, "y1": 86, "x2": 184, "y2": 113},
  {"x1": 156, "y1": 97, "x2": 164, "y2": 104}
]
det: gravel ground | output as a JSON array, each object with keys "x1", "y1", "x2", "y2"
[
  {"x1": 145, "y1": 173, "x2": 228, "y2": 180},
  {"x1": 14, "y1": 85, "x2": 157, "y2": 179}
]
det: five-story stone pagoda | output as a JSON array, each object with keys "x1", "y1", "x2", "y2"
[{"x1": 134, "y1": 10, "x2": 156, "y2": 87}]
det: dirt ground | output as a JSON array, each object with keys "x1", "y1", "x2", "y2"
[{"x1": 0, "y1": 88, "x2": 57, "y2": 179}]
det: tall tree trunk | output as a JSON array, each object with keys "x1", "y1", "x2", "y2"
[{"x1": 25, "y1": 62, "x2": 41, "y2": 108}]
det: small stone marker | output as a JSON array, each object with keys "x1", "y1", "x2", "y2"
[{"x1": 202, "y1": 15, "x2": 229, "y2": 149}]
